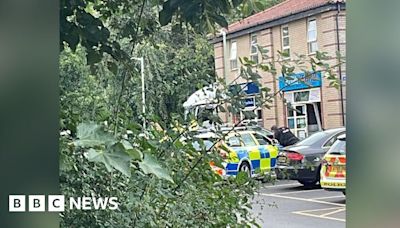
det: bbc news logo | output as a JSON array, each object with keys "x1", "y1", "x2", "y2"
[{"x1": 9, "y1": 195, "x2": 119, "y2": 212}]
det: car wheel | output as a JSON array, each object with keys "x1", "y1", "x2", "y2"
[{"x1": 239, "y1": 162, "x2": 251, "y2": 178}]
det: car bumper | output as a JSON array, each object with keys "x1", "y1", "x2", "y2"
[
  {"x1": 276, "y1": 165, "x2": 319, "y2": 181},
  {"x1": 320, "y1": 177, "x2": 346, "y2": 190}
]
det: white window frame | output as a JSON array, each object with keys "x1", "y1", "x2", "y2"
[
  {"x1": 281, "y1": 25, "x2": 290, "y2": 58},
  {"x1": 250, "y1": 34, "x2": 258, "y2": 63},
  {"x1": 230, "y1": 40, "x2": 238, "y2": 70},
  {"x1": 285, "y1": 88, "x2": 321, "y2": 104},
  {"x1": 287, "y1": 104, "x2": 308, "y2": 139},
  {"x1": 240, "y1": 95, "x2": 262, "y2": 124},
  {"x1": 307, "y1": 18, "x2": 318, "y2": 54},
  {"x1": 240, "y1": 108, "x2": 263, "y2": 124}
]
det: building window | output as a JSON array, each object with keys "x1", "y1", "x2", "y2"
[
  {"x1": 281, "y1": 25, "x2": 290, "y2": 58},
  {"x1": 294, "y1": 91, "x2": 310, "y2": 102},
  {"x1": 230, "y1": 41, "x2": 238, "y2": 70},
  {"x1": 240, "y1": 108, "x2": 262, "y2": 123},
  {"x1": 307, "y1": 18, "x2": 318, "y2": 54},
  {"x1": 250, "y1": 34, "x2": 258, "y2": 63}
]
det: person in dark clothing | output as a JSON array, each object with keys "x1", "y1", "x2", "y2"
[{"x1": 271, "y1": 125, "x2": 300, "y2": 147}]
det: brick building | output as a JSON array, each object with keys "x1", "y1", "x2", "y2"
[{"x1": 211, "y1": 0, "x2": 346, "y2": 139}]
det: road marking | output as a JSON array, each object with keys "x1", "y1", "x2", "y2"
[
  {"x1": 262, "y1": 183, "x2": 301, "y2": 188},
  {"x1": 293, "y1": 210, "x2": 345, "y2": 222},
  {"x1": 292, "y1": 207, "x2": 346, "y2": 222},
  {"x1": 274, "y1": 189, "x2": 324, "y2": 195},
  {"x1": 257, "y1": 192, "x2": 345, "y2": 207},
  {"x1": 292, "y1": 207, "x2": 344, "y2": 213},
  {"x1": 312, "y1": 195, "x2": 345, "y2": 200},
  {"x1": 320, "y1": 208, "x2": 346, "y2": 217}
]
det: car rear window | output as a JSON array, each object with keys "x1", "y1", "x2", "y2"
[
  {"x1": 328, "y1": 139, "x2": 346, "y2": 155},
  {"x1": 296, "y1": 131, "x2": 329, "y2": 146}
]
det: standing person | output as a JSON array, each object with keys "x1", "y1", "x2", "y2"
[{"x1": 271, "y1": 125, "x2": 300, "y2": 147}]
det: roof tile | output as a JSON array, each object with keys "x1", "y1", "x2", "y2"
[{"x1": 227, "y1": 0, "x2": 343, "y2": 33}]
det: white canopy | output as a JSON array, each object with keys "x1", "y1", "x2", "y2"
[{"x1": 183, "y1": 84, "x2": 219, "y2": 109}]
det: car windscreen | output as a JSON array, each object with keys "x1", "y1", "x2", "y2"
[
  {"x1": 295, "y1": 131, "x2": 331, "y2": 146},
  {"x1": 253, "y1": 128, "x2": 273, "y2": 136},
  {"x1": 328, "y1": 139, "x2": 346, "y2": 155},
  {"x1": 192, "y1": 139, "x2": 215, "y2": 151}
]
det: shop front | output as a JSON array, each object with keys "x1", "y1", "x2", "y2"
[{"x1": 279, "y1": 72, "x2": 323, "y2": 139}]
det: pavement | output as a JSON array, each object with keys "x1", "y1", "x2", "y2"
[{"x1": 252, "y1": 180, "x2": 346, "y2": 228}]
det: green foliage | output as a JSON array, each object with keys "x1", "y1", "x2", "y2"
[
  {"x1": 75, "y1": 122, "x2": 116, "y2": 147},
  {"x1": 59, "y1": 42, "x2": 263, "y2": 225},
  {"x1": 227, "y1": 0, "x2": 284, "y2": 23},
  {"x1": 60, "y1": 0, "x2": 255, "y2": 65},
  {"x1": 139, "y1": 153, "x2": 174, "y2": 183},
  {"x1": 87, "y1": 146, "x2": 131, "y2": 177},
  {"x1": 134, "y1": 30, "x2": 215, "y2": 124}
]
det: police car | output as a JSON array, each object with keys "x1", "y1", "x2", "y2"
[
  {"x1": 193, "y1": 129, "x2": 279, "y2": 179},
  {"x1": 320, "y1": 134, "x2": 346, "y2": 194}
]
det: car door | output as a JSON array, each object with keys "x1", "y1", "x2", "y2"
[
  {"x1": 252, "y1": 132, "x2": 278, "y2": 172},
  {"x1": 240, "y1": 133, "x2": 262, "y2": 174}
]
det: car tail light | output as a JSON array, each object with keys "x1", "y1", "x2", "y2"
[{"x1": 286, "y1": 152, "x2": 304, "y2": 161}]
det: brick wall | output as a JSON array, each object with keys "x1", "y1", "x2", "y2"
[{"x1": 213, "y1": 8, "x2": 346, "y2": 130}]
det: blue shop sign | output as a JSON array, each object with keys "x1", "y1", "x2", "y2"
[
  {"x1": 279, "y1": 72, "x2": 322, "y2": 92},
  {"x1": 245, "y1": 82, "x2": 260, "y2": 94},
  {"x1": 230, "y1": 82, "x2": 260, "y2": 94}
]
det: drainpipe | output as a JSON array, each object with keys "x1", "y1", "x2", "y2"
[
  {"x1": 270, "y1": 29, "x2": 279, "y2": 127},
  {"x1": 220, "y1": 29, "x2": 229, "y2": 122},
  {"x1": 336, "y1": 2, "x2": 345, "y2": 126},
  {"x1": 220, "y1": 29, "x2": 228, "y2": 85}
]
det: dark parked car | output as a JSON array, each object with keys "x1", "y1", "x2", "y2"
[{"x1": 276, "y1": 128, "x2": 345, "y2": 186}]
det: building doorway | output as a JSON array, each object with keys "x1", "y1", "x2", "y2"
[{"x1": 287, "y1": 102, "x2": 321, "y2": 139}]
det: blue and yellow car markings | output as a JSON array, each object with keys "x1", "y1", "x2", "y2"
[
  {"x1": 197, "y1": 130, "x2": 279, "y2": 178},
  {"x1": 222, "y1": 134, "x2": 279, "y2": 177}
]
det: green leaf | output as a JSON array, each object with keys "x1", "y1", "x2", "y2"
[
  {"x1": 87, "y1": 148, "x2": 113, "y2": 171},
  {"x1": 107, "y1": 61, "x2": 118, "y2": 75},
  {"x1": 87, "y1": 143, "x2": 132, "y2": 177},
  {"x1": 86, "y1": 50, "x2": 102, "y2": 65},
  {"x1": 236, "y1": 171, "x2": 250, "y2": 185},
  {"x1": 121, "y1": 140, "x2": 143, "y2": 160},
  {"x1": 74, "y1": 122, "x2": 116, "y2": 147},
  {"x1": 159, "y1": 2, "x2": 173, "y2": 26},
  {"x1": 210, "y1": 14, "x2": 228, "y2": 28},
  {"x1": 232, "y1": 0, "x2": 245, "y2": 7},
  {"x1": 254, "y1": 1, "x2": 265, "y2": 11},
  {"x1": 139, "y1": 153, "x2": 174, "y2": 183},
  {"x1": 242, "y1": 110, "x2": 256, "y2": 119}
]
